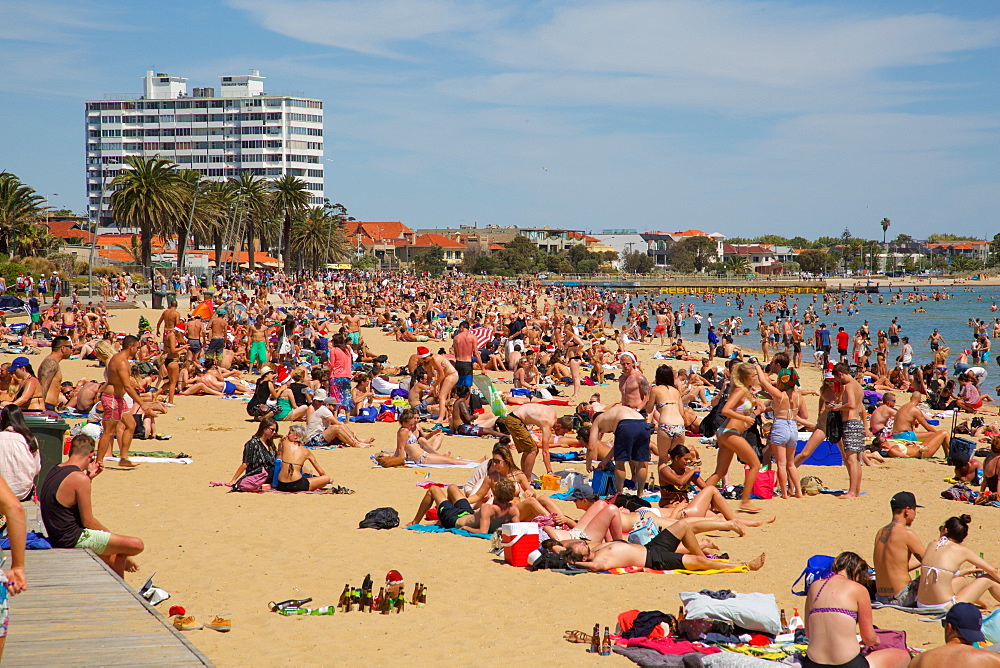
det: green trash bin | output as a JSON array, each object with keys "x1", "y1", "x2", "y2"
[
  {"x1": 152, "y1": 290, "x2": 166, "y2": 309},
  {"x1": 24, "y1": 415, "x2": 70, "y2": 488}
]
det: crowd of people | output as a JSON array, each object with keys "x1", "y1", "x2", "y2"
[{"x1": 1, "y1": 270, "x2": 1000, "y2": 662}]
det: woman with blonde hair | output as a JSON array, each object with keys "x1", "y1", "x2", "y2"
[{"x1": 702, "y1": 362, "x2": 763, "y2": 513}]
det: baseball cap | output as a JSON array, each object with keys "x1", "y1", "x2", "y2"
[
  {"x1": 945, "y1": 602, "x2": 986, "y2": 643},
  {"x1": 312, "y1": 389, "x2": 328, "y2": 402},
  {"x1": 567, "y1": 484, "x2": 596, "y2": 501},
  {"x1": 889, "y1": 491, "x2": 922, "y2": 510},
  {"x1": 9, "y1": 357, "x2": 30, "y2": 373}
]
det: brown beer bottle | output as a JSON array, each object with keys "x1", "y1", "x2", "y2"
[
  {"x1": 412, "y1": 582, "x2": 421, "y2": 605},
  {"x1": 601, "y1": 626, "x2": 612, "y2": 656},
  {"x1": 338, "y1": 584, "x2": 351, "y2": 612},
  {"x1": 380, "y1": 588, "x2": 391, "y2": 614},
  {"x1": 590, "y1": 623, "x2": 601, "y2": 654}
]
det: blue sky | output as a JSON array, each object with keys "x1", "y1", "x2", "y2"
[{"x1": 1, "y1": 0, "x2": 998, "y2": 240}]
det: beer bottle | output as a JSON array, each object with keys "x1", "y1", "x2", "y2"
[
  {"x1": 590, "y1": 623, "x2": 601, "y2": 654},
  {"x1": 780, "y1": 609, "x2": 788, "y2": 631},
  {"x1": 395, "y1": 595, "x2": 405, "y2": 614},
  {"x1": 412, "y1": 582, "x2": 421, "y2": 605},
  {"x1": 338, "y1": 584, "x2": 351, "y2": 612},
  {"x1": 380, "y1": 588, "x2": 391, "y2": 614},
  {"x1": 419, "y1": 584, "x2": 427, "y2": 607},
  {"x1": 601, "y1": 626, "x2": 612, "y2": 656}
]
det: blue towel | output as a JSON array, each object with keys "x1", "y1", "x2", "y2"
[
  {"x1": 0, "y1": 532, "x2": 51, "y2": 550},
  {"x1": 406, "y1": 524, "x2": 492, "y2": 539},
  {"x1": 550, "y1": 451, "x2": 584, "y2": 462}
]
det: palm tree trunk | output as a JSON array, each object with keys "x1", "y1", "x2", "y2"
[
  {"x1": 140, "y1": 221, "x2": 153, "y2": 279},
  {"x1": 246, "y1": 218, "x2": 256, "y2": 270},
  {"x1": 282, "y1": 211, "x2": 292, "y2": 271},
  {"x1": 213, "y1": 231, "x2": 224, "y2": 273}
]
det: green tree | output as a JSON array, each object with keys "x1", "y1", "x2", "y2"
[
  {"x1": 229, "y1": 173, "x2": 274, "y2": 270},
  {"x1": 813, "y1": 236, "x2": 841, "y2": 248},
  {"x1": 950, "y1": 256, "x2": 979, "y2": 273},
  {"x1": 797, "y1": 249, "x2": 827, "y2": 274},
  {"x1": 988, "y1": 233, "x2": 1000, "y2": 268},
  {"x1": 880, "y1": 218, "x2": 891, "y2": 245},
  {"x1": 413, "y1": 245, "x2": 447, "y2": 276},
  {"x1": 291, "y1": 206, "x2": 350, "y2": 270},
  {"x1": 670, "y1": 250, "x2": 696, "y2": 273},
  {"x1": 110, "y1": 156, "x2": 185, "y2": 273},
  {"x1": 782, "y1": 260, "x2": 800, "y2": 274},
  {"x1": 672, "y1": 236, "x2": 717, "y2": 272},
  {"x1": 470, "y1": 255, "x2": 498, "y2": 274},
  {"x1": 352, "y1": 254, "x2": 376, "y2": 270},
  {"x1": 0, "y1": 172, "x2": 46, "y2": 257},
  {"x1": 927, "y1": 233, "x2": 980, "y2": 244},
  {"x1": 930, "y1": 256, "x2": 948, "y2": 271},
  {"x1": 270, "y1": 174, "x2": 311, "y2": 270},
  {"x1": 621, "y1": 250, "x2": 654, "y2": 274},
  {"x1": 724, "y1": 255, "x2": 750, "y2": 276},
  {"x1": 788, "y1": 236, "x2": 812, "y2": 249},
  {"x1": 497, "y1": 236, "x2": 543, "y2": 274},
  {"x1": 575, "y1": 258, "x2": 599, "y2": 274}
]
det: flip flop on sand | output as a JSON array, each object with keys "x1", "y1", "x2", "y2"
[
  {"x1": 563, "y1": 630, "x2": 593, "y2": 644},
  {"x1": 269, "y1": 598, "x2": 312, "y2": 612}
]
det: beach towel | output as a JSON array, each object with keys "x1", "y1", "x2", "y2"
[
  {"x1": 406, "y1": 524, "x2": 492, "y2": 539},
  {"x1": 794, "y1": 439, "x2": 843, "y2": 466},
  {"x1": 871, "y1": 601, "x2": 947, "y2": 620},
  {"x1": 103, "y1": 456, "x2": 192, "y2": 464},
  {"x1": 403, "y1": 462, "x2": 480, "y2": 469},
  {"x1": 0, "y1": 531, "x2": 51, "y2": 550},
  {"x1": 473, "y1": 374, "x2": 507, "y2": 417},
  {"x1": 554, "y1": 565, "x2": 749, "y2": 576}
]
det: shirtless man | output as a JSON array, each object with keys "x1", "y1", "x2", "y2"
[
  {"x1": 39, "y1": 434, "x2": 144, "y2": 577},
  {"x1": 38, "y1": 335, "x2": 72, "y2": 412},
  {"x1": 833, "y1": 362, "x2": 867, "y2": 499},
  {"x1": 495, "y1": 404, "x2": 573, "y2": 478},
  {"x1": 69, "y1": 380, "x2": 101, "y2": 413},
  {"x1": 424, "y1": 480, "x2": 519, "y2": 535},
  {"x1": 618, "y1": 352, "x2": 650, "y2": 411},
  {"x1": 563, "y1": 519, "x2": 765, "y2": 573},
  {"x1": 247, "y1": 318, "x2": 269, "y2": 374},
  {"x1": 155, "y1": 298, "x2": 180, "y2": 344},
  {"x1": 448, "y1": 385, "x2": 503, "y2": 438},
  {"x1": 205, "y1": 310, "x2": 228, "y2": 362},
  {"x1": 872, "y1": 491, "x2": 924, "y2": 607},
  {"x1": 343, "y1": 308, "x2": 362, "y2": 347},
  {"x1": 869, "y1": 392, "x2": 897, "y2": 440},
  {"x1": 185, "y1": 315, "x2": 205, "y2": 361},
  {"x1": 910, "y1": 603, "x2": 1000, "y2": 667},
  {"x1": 890, "y1": 392, "x2": 949, "y2": 458},
  {"x1": 451, "y1": 320, "x2": 483, "y2": 388},
  {"x1": 61, "y1": 306, "x2": 79, "y2": 345},
  {"x1": 588, "y1": 403, "x2": 652, "y2": 497},
  {"x1": 97, "y1": 336, "x2": 158, "y2": 468}
]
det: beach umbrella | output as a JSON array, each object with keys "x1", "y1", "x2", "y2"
[{"x1": 471, "y1": 327, "x2": 494, "y2": 349}]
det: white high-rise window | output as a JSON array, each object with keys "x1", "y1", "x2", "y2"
[{"x1": 86, "y1": 70, "x2": 325, "y2": 228}]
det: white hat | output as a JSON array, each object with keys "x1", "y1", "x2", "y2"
[
  {"x1": 259, "y1": 366, "x2": 273, "y2": 375},
  {"x1": 313, "y1": 388, "x2": 328, "y2": 401}
]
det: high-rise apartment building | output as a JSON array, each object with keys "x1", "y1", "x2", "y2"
[{"x1": 85, "y1": 70, "x2": 324, "y2": 226}]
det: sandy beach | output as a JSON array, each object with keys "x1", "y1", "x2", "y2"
[{"x1": 4, "y1": 299, "x2": 1000, "y2": 666}]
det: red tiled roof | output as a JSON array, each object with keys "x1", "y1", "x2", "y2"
[
  {"x1": 411, "y1": 233, "x2": 465, "y2": 249},
  {"x1": 345, "y1": 221, "x2": 413, "y2": 243},
  {"x1": 927, "y1": 241, "x2": 988, "y2": 250},
  {"x1": 206, "y1": 250, "x2": 279, "y2": 265},
  {"x1": 724, "y1": 244, "x2": 774, "y2": 255},
  {"x1": 45, "y1": 220, "x2": 95, "y2": 243}
]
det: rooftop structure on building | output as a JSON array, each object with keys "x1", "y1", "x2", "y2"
[
  {"x1": 416, "y1": 225, "x2": 586, "y2": 254},
  {"x1": 86, "y1": 70, "x2": 324, "y2": 228}
]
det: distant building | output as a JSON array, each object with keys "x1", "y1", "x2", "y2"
[
  {"x1": 86, "y1": 70, "x2": 324, "y2": 228},
  {"x1": 416, "y1": 225, "x2": 585, "y2": 254},
  {"x1": 640, "y1": 230, "x2": 726, "y2": 267},
  {"x1": 722, "y1": 244, "x2": 784, "y2": 274},
  {"x1": 928, "y1": 241, "x2": 990, "y2": 263},
  {"x1": 399, "y1": 233, "x2": 467, "y2": 267},
  {"x1": 345, "y1": 221, "x2": 414, "y2": 268}
]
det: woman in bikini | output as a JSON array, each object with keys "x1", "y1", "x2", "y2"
[
  {"x1": 916, "y1": 514, "x2": 1000, "y2": 610},
  {"x1": 6, "y1": 359, "x2": 44, "y2": 413},
  {"x1": 702, "y1": 362, "x2": 762, "y2": 513},
  {"x1": 275, "y1": 424, "x2": 331, "y2": 492},
  {"x1": 393, "y1": 409, "x2": 476, "y2": 466},
  {"x1": 804, "y1": 552, "x2": 910, "y2": 668},
  {"x1": 755, "y1": 364, "x2": 808, "y2": 499},
  {"x1": 645, "y1": 364, "x2": 686, "y2": 467},
  {"x1": 982, "y1": 436, "x2": 1000, "y2": 494}
]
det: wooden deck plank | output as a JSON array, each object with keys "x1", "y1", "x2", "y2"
[{"x1": 3, "y1": 549, "x2": 211, "y2": 667}]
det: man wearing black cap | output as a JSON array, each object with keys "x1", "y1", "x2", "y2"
[
  {"x1": 872, "y1": 491, "x2": 925, "y2": 607},
  {"x1": 910, "y1": 602, "x2": 1000, "y2": 666}
]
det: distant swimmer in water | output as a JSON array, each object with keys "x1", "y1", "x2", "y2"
[{"x1": 914, "y1": 308, "x2": 926, "y2": 313}]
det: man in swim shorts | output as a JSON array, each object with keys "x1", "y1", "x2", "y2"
[
  {"x1": 588, "y1": 403, "x2": 651, "y2": 497},
  {"x1": 495, "y1": 404, "x2": 573, "y2": 479},
  {"x1": 873, "y1": 491, "x2": 924, "y2": 607},
  {"x1": 833, "y1": 363, "x2": 867, "y2": 499},
  {"x1": 451, "y1": 320, "x2": 482, "y2": 388},
  {"x1": 427, "y1": 481, "x2": 519, "y2": 534},
  {"x1": 891, "y1": 392, "x2": 950, "y2": 457},
  {"x1": 563, "y1": 518, "x2": 765, "y2": 573},
  {"x1": 39, "y1": 434, "x2": 144, "y2": 577}
]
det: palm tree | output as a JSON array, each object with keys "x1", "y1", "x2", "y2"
[
  {"x1": 111, "y1": 234, "x2": 142, "y2": 264},
  {"x1": 0, "y1": 172, "x2": 45, "y2": 256},
  {"x1": 723, "y1": 255, "x2": 750, "y2": 276},
  {"x1": 290, "y1": 206, "x2": 350, "y2": 270},
  {"x1": 880, "y1": 218, "x2": 891, "y2": 245},
  {"x1": 229, "y1": 173, "x2": 274, "y2": 270},
  {"x1": 270, "y1": 175, "x2": 311, "y2": 271},
  {"x1": 110, "y1": 156, "x2": 184, "y2": 273}
]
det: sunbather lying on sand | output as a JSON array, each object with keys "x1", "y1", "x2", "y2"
[{"x1": 560, "y1": 518, "x2": 766, "y2": 573}]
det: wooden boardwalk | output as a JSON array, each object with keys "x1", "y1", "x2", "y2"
[{"x1": 4, "y1": 549, "x2": 211, "y2": 666}]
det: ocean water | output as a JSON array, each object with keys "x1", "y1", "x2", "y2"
[{"x1": 623, "y1": 285, "x2": 1000, "y2": 366}]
